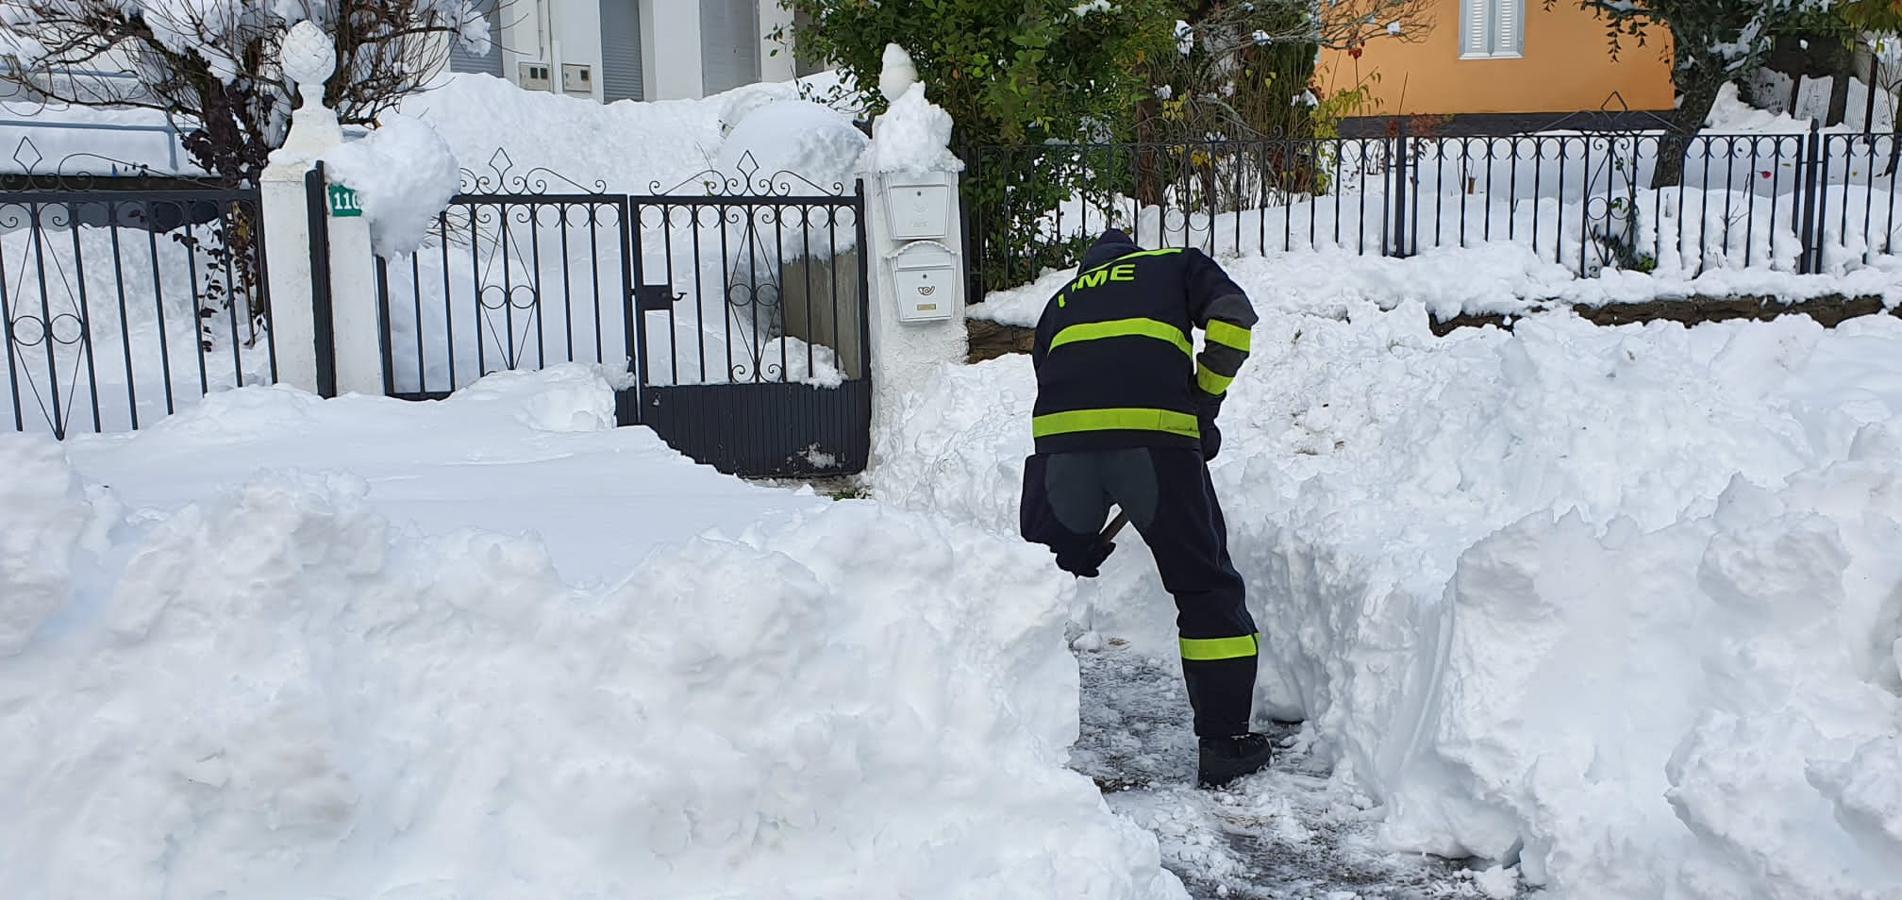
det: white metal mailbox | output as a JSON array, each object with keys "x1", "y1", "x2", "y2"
[
  {"x1": 886, "y1": 181, "x2": 952, "y2": 241},
  {"x1": 890, "y1": 241, "x2": 957, "y2": 323}
]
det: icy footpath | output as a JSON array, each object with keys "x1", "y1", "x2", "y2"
[
  {"x1": 872, "y1": 305, "x2": 1902, "y2": 898},
  {"x1": 0, "y1": 370, "x2": 1184, "y2": 900}
]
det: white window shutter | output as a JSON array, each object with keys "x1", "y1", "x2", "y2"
[
  {"x1": 1461, "y1": 0, "x2": 1492, "y2": 57},
  {"x1": 1496, "y1": 0, "x2": 1524, "y2": 57}
]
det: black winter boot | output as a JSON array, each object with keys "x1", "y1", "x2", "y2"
[{"x1": 1197, "y1": 733, "x2": 1274, "y2": 788}]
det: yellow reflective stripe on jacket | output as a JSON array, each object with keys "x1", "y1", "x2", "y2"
[
  {"x1": 1180, "y1": 633, "x2": 1259, "y2": 661},
  {"x1": 1205, "y1": 320, "x2": 1252, "y2": 352},
  {"x1": 1050, "y1": 318, "x2": 1194, "y2": 358},
  {"x1": 1196, "y1": 363, "x2": 1234, "y2": 396},
  {"x1": 1073, "y1": 247, "x2": 1185, "y2": 281},
  {"x1": 1032, "y1": 407, "x2": 1201, "y2": 439}
]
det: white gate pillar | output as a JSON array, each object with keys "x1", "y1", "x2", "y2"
[
  {"x1": 860, "y1": 64, "x2": 969, "y2": 471},
  {"x1": 258, "y1": 21, "x2": 382, "y2": 397}
]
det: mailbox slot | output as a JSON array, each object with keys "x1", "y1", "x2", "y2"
[{"x1": 886, "y1": 182, "x2": 951, "y2": 241}]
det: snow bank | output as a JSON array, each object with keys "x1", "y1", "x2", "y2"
[
  {"x1": 61, "y1": 364, "x2": 821, "y2": 584},
  {"x1": 970, "y1": 244, "x2": 1902, "y2": 327},
  {"x1": 324, "y1": 113, "x2": 461, "y2": 254},
  {"x1": 0, "y1": 435, "x2": 89, "y2": 655},
  {"x1": 400, "y1": 73, "x2": 733, "y2": 192},
  {"x1": 0, "y1": 371, "x2": 1185, "y2": 900},
  {"x1": 872, "y1": 303, "x2": 1902, "y2": 898},
  {"x1": 717, "y1": 100, "x2": 866, "y2": 194},
  {"x1": 1401, "y1": 450, "x2": 1902, "y2": 896},
  {"x1": 400, "y1": 72, "x2": 851, "y2": 194}
]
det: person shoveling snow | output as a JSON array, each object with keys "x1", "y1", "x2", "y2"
[{"x1": 1017, "y1": 228, "x2": 1272, "y2": 790}]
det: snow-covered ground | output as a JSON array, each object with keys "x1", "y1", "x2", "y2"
[
  {"x1": 972, "y1": 243, "x2": 1902, "y2": 327},
  {"x1": 0, "y1": 363, "x2": 1185, "y2": 899},
  {"x1": 878, "y1": 287, "x2": 1902, "y2": 897},
  {"x1": 9, "y1": 66, "x2": 1902, "y2": 900}
]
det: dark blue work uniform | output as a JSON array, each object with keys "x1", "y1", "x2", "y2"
[{"x1": 1018, "y1": 230, "x2": 1260, "y2": 738}]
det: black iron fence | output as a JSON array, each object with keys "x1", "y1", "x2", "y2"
[
  {"x1": 968, "y1": 123, "x2": 1902, "y2": 298},
  {"x1": 369, "y1": 154, "x2": 873, "y2": 477},
  {"x1": 2, "y1": 175, "x2": 273, "y2": 438},
  {"x1": 372, "y1": 162, "x2": 631, "y2": 401}
]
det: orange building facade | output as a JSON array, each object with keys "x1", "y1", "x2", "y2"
[{"x1": 1317, "y1": 0, "x2": 1676, "y2": 117}]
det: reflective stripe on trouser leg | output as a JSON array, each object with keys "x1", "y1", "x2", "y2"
[{"x1": 1181, "y1": 633, "x2": 1259, "y2": 660}]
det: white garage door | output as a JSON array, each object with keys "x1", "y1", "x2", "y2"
[{"x1": 700, "y1": 0, "x2": 759, "y2": 95}]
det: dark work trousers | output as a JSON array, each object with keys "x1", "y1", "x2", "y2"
[{"x1": 1020, "y1": 447, "x2": 1258, "y2": 737}]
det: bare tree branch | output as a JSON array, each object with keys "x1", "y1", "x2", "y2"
[{"x1": 1, "y1": 0, "x2": 493, "y2": 184}]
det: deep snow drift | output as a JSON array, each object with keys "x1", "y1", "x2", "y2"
[
  {"x1": 0, "y1": 367, "x2": 1185, "y2": 900},
  {"x1": 59, "y1": 364, "x2": 827, "y2": 584},
  {"x1": 874, "y1": 294, "x2": 1902, "y2": 897}
]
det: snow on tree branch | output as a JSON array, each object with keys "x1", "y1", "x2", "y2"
[{"x1": 0, "y1": 0, "x2": 497, "y2": 184}]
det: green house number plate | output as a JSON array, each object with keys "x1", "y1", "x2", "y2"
[{"x1": 327, "y1": 183, "x2": 362, "y2": 218}]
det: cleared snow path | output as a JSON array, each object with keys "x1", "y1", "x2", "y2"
[{"x1": 1073, "y1": 644, "x2": 1505, "y2": 900}]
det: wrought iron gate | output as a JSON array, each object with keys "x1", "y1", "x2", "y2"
[
  {"x1": 373, "y1": 152, "x2": 872, "y2": 478},
  {"x1": 624, "y1": 159, "x2": 871, "y2": 477}
]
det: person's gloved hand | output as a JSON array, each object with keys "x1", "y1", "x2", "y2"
[
  {"x1": 1199, "y1": 416, "x2": 1222, "y2": 461},
  {"x1": 1056, "y1": 540, "x2": 1116, "y2": 578},
  {"x1": 1195, "y1": 390, "x2": 1223, "y2": 461}
]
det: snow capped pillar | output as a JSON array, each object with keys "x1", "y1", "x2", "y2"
[
  {"x1": 259, "y1": 22, "x2": 382, "y2": 399},
  {"x1": 860, "y1": 48, "x2": 968, "y2": 471}
]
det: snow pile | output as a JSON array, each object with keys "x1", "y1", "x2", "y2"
[
  {"x1": 400, "y1": 73, "x2": 731, "y2": 192},
  {"x1": 716, "y1": 99, "x2": 867, "y2": 195},
  {"x1": 0, "y1": 371, "x2": 1185, "y2": 900},
  {"x1": 324, "y1": 113, "x2": 461, "y2": 254},
  {"x1": 1705, "y1": 82, "x2": 1815, "y2": 134},
  {"x1": 872, "y1": 304, "x2": 1902, "y2": 898},
  {"x1": 878, "y1": 43, "x2": 919, "y2": 105},
  {"x1": 1396, "y1": 443, "x2": 1902, "y2": 897},
  {"x1": 861, "y1": 82, "x2": 962, "y2": 176},
  {"x1": 969, "y1": 244, "x2": 1902, "y2": 327},
  {"x1": 61, "y1": 364, "x2": 820, "y2": 584},
  {"x1": 0, "y1": 436, "x2": 89, "y2": 655}
]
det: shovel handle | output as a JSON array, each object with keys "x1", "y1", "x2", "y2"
[{"x1": 1099, "y1": 510, "x2": 1130, "y2": 543}]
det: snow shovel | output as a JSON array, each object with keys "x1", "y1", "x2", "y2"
[{"x1": 1100, "y1": 509, "x2": 1130, "y2": 543}]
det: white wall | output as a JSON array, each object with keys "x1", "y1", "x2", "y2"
[
  {"x1": 642, "y1": 0, "x2": 705, "y2": 100},
  {"x1": 474, "y1": 0, "x2": 800, "y2": 102},
  {"x1": 553, "y1": 0, "x2": 607, "y2": 101},
  {"x1": 490, "y1": 0, "x2": 795, "y2": 101},
  {"x1": 758, "y1": 0, "x2": 797, "y2": 85}
]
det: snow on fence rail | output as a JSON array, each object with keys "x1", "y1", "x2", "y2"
[
  {"x1": 1, "y1": 185, "x2": 274, "y2": 438},
  {"x1": 970, "y1": 127, "x2": 1902, "y2": 296}
]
